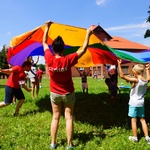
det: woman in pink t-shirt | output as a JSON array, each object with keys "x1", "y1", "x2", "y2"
[{"x1": 43, "y1": 21, "x2": 93, "y2": 149}]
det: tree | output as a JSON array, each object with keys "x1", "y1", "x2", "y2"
[
  {"x1": 37, "y1": 64, "x2": 45, "y2": 71},
  {"x1": 0, "y1": 45, "x2": 8, "y2": 69},
  {"x1": 144, "y1": 6, "x2": 150, "y2": 38}
]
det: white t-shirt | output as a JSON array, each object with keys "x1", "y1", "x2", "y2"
[
  {"x1": 129, "y1": 78, "x2": 148, "y2": 107},
  {"x1": 28, "y1": 66, "x2": 37, "y2": 79}
]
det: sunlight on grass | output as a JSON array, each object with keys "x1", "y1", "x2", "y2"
[{"x1": 0, "y1": 77, "x2": 150, "y2": 149}]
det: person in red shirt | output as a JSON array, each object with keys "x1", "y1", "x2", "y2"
[
  {"x1": 36, "y1": 67, "x2": 45, "y2": 88},
  {"x1": 43, "y1": 21, "x2": 93, "y2": 149},
  {"x1": 0, "y1": 61, "x2": 32, "y2": 116}
]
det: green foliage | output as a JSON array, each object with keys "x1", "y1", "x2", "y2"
[
  {"x1": 144, "y1": 29, "x2": 150, "y2": 38},
  {"x1": 144, "y1": 5, "x2": 150, "y2": 38},
  {"x1": 0, "y1": 77, "x2": 150, "y2": 149},
  {"x1": 0, "y1": 45, "x2": 8, "y2": 69},
  {"x1": 37, "y1": 64, "x2": 45, "y2": 71}
]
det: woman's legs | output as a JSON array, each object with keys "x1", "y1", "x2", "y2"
[
  {"x1": 31, "y1": 82, "x2": 35, "y2": 98},
  {"x1": 64, "y1": 103, "x2": 74, "y2": 147},
  {"x1": 50, "y1": 102, "x2": 62, "y2": 145},
  {"x1": 35, "y1": 79, "x2": 39, "y2": 98}
]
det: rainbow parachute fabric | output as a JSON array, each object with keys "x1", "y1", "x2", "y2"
[{"x1": 8, "y1": 22, "x2": 150, "y2": 67}]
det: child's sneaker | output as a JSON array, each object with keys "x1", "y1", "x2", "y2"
[
  {"x1": 129, "y1": 136, "x2": 138, "y2": 142},
  {"x1": 66, "y1": 146, "x2": 73, "y2": 150},
  {"x1": 146, "y1": 137, "x2": 150, "y2": 144},
  {"x1": 50, "y1": 144, "x2": 57, "y2": 149}
]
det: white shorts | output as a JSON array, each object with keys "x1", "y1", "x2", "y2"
[
  {"x1": 50, "y1": 92, "x2": 75, "y2": 104},
  {"x1": 30, "y1": 77, "x2": 36, "y2": 82}
]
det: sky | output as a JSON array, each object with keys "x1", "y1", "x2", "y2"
[{"x1": 0, "y1": 0, "x2": 150, "y2": 64}]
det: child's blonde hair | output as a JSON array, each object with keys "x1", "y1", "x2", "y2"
[{"x1": 132, "y1": 64, "x2": 144, "y2": 75}]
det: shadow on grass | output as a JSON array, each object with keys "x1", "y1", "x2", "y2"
[
  {"x1": 19, "y1": 95, "x2": 52, "y2": 116},
  {"x1": 35, "y1": 92, "x2": 130, "y2": 129},
  {"x1": 0, "y1": 84, "x2": 5, "y2": 88},
  {"x1": 74, "y1": 92, "x2": 130, "y2": 129},
  {"x1": 74, "y1": 131, "x2": 106, "y2": 143},
  {"x1": 50, "y1": 131, "x2": 106, "y2": 147},
  {"x1": 35, "y1": 91, "x2": 150, "y2": 130},
  {"x1": 35, "y1": 94, "x2": 52, "y2": 112}
]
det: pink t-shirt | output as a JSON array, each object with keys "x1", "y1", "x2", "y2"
[
  {"x1": 6, "y1": 66, "x2": 26, "y2": 88},
  {"x1": 44, "y1": 49, "x2": 78, "y2": 94}
]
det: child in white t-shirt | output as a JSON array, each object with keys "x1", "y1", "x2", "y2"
[{"x1": 117, "y1": 59, "x2": 150, "y2": 144}]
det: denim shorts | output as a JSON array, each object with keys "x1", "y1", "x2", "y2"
[
  {"x1": 128, "y1": 105, "x2": 145, "y2": 118},
  {"x1": 50, "y1": 92, "x2": 75, "y2": 105},
  {"x1": 4, "y1": 86, "x2": 25, "y2": 104}
]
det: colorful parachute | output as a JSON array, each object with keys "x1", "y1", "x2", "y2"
[{"x1": 8, "y1": 22, "x2": 150, "y2": 67}]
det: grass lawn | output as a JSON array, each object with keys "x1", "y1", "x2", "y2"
[{"x1": 0, "y1": 76, "x2": 150, "y2": 150}]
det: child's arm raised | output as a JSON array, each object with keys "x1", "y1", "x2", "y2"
[
  {"x1": 117, "y1": 59, "x2": 138, "y2": 83},
  {"x1": 145, "y1": 64, "x2": 150, "y2": 81}
]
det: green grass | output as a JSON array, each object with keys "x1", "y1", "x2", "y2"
[{"x1": 1, "y1": 77, "x2": 150, "y2": 150}]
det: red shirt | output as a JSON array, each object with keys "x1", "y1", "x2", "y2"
[
  {"x1": 36, "y1": 69, "x2": 44, "y2": 79},
  {"x1": 44, "y1": 49, "x2": 78, "y2": 94},
  {"x1": 6, "y1": 66, "x2": 26, "y2": 88}
]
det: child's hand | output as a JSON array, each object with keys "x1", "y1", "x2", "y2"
[
  {"x1": 117, "y1": 59, "x2": 122, "y2": 64},
  {"x1": 145, "y1": 64, "x2": 150, "y2": 70},
  {"x1": 45, "y1": 20, "x2": 53, "y2": 27}
]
